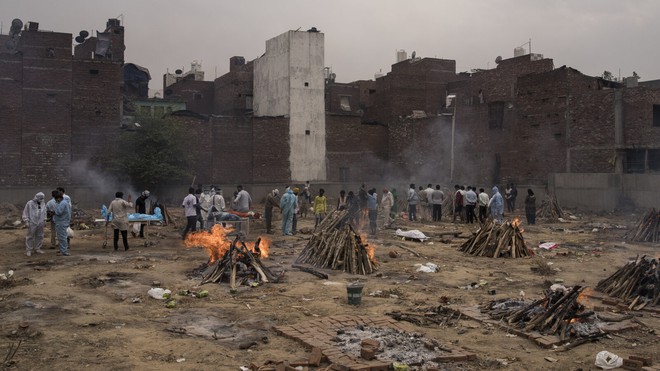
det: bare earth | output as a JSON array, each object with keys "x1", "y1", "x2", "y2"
[{"x1": 1, "y1": 206, "x2": 658, "y2": 371}]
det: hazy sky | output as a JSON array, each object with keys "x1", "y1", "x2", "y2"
[{"x1": 3, "y1": 0, "x2": 659, "y2": 93}]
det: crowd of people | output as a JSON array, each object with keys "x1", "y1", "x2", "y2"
[{"x1": 20, "y1": 181, "x2": 539, "y2": 258}]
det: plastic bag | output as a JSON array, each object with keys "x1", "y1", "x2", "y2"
[
  {"x1": 415, "y1": 262, "x2": 438, "y2": 273},
  {"x1": 66, "y1": 227, "x2": 75, "y2": 238},
  {"x1": 594, "y1": 350, "x2": 623, "y2": 369},
  {"x1": 133, "y1": 223, "x2": 140, "y2": 233},
  {"x1": 147, "y1": 288, "x2": 172, "y2": 300}
]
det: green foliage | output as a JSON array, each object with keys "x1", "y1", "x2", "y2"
[{"x1": 106, "y1": 115, "x2": 192, "y2": 189}]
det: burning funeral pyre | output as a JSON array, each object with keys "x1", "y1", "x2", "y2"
[
  {"x1": 459, "y1": 219, "x2": 532, "y2": 258},
  {"x1": 536, "y1": 193, "x2": 564, "y2": 219},
  {"x1": 185, "y1": 225, "x2": 278, "y2": 287},
  {"x1": 482, "y1": 285, "x2": 601, "y2": 341},
  {"x1": 596, "y1": 256, "x2": 659, "y2": 309},
  {"x1": 296, "y1": 210, "x2": 378, "y2": 275},
  {"x1": 625, "y1": 208, "x2": 660, "y2": 243}
]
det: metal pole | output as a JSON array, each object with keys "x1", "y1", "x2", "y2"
[{"x1": 450, "y1": 105, "x2": 456, "y2": 181}]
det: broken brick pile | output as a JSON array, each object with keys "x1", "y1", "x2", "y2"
[{"x1": 272, "y1": 315, "x2": 475, "y2": 371}]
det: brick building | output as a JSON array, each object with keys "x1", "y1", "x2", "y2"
[
  {"x1": 0, "y1": 18, "x2": 123, "y2": 186},
  {"x1": 3, "y1": 20, "x2": 660, "y2": 195}
]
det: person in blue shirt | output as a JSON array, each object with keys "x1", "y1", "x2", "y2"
[
  {"x1": 279, "y1": 188, "x2": 296, "y2": 236},
  {"x1": 52, "y1": 190, "x2": 71, "y2": 256},
  {"x1": 489, "y1": 186, "x2": 504, "y2": 223}
]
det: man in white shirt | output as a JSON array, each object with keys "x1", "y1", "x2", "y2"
[
  {"x1": 233, "y1": 185, "x2": 252, "y2": 212},
  {"x1": 478, "y1": 188, "x2": 490, "y2": 223},
  {"x1": 464, "y1": 186, "x2": 478, "y2": 224},
  {"x1": 430, "y1": 185, "x2": 445, "y2": 222},
  {"x1": 182, "y1": 187, "x2": 197, "y2": 239}
]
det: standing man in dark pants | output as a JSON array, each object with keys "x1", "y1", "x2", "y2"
[
  {"x1": 264, "y1": 189, "x2": 280, "y2": 234},
  {"x1": 134, "y1": 190, "x2": 150, "y2": 238},
  {"x1": 182, "y1": 187, "x2": 197, "y2": 240},
  {"x1": 107, "y1": 192, "x2": 133, "y2": 252}
]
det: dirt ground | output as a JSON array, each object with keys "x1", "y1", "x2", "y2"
[{"x1": 0, "y1": 204, "x2": 658, "y2": 371}]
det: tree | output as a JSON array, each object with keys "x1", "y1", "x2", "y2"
[
  {"x1": 602, "y1": 70, "x2": 613, "y2": 81},
  {"x1": 105, "y1": 114, "x2": 192, "y2": 190}
]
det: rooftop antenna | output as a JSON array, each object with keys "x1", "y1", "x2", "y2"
[
  {"x1": 518, "y1": 38, "x2": 532, "y2": 54},
  {"x1": 116, "y1": 14, "x2": 124, "y2": 25}
]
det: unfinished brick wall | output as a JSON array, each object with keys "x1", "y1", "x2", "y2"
[
  {"x1": 166, "y1": 79, "x2": 215, "y2": 114},
  {"x1": 0, "y1": 52, "x2": 24, "y2": 185},
  {"x1": 326, "y1": 114, "x2": 388, "y2": 182},
  {"x1": 214, "y1": 59, "x2": 253, "y2": 115},
  {"x1": 252, "y1": 116, "x2": 290, "y2": 183}
]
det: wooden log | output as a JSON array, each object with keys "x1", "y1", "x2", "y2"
[{"x1": 292, "y1": 263, "x2": 329, "y2": 279}]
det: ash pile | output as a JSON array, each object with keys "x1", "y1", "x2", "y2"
[
  {"x1": 335, "y1": 326, "x2": 456, "y2": 368},
  {"x1": 296, "y1": 210, "x2": 378, "y2": 275},
  {"x1": 625, "y1": 209, "x2": 659, "y2": 243},
  {"x1": 459, "y1": 219, "x2": 532, "y2": 258},
  {"x1": 596, "y1": 255, "x2": 659, "y2": 309},
  {"x1": 482, "y1": 285, "x2": 602, "y2": 341},
  {"x1": 185, "y1": 225, "x2": 280, "y2": 287}
]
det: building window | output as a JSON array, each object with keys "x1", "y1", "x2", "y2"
[
  {"x1": 89, "y1": 69, "x2": 99, "y2": 75},
  {"x1": 46, "y1": 93, "x2": 56, "y2": 103},
  {"x1": 653, "y1": 105, "x2": 660, "y2": 127},
  {"x1": 488, "y1": 101, "x2": 504, "y2": 129},
  {"x1": 625, "y1": 149, "x2": 645, "y2": 173},
  {"x1": 649, "y1": 149, "x2": 660, "y2": 172},
  {"x1": 339, "y1": 95, "x2": 351, "y2": 111},
  {"x1": 194, "y1": 93, "x2": 202, "y2": 100},
  {"x1": 305, "y1": 130, "x2": 311, "y2": 135},
  {"x1": 304, "y1": 82, "x2": 309, "y2": 87}
]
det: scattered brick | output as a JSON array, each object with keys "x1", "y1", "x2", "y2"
[
  {"x1": 623, "y1": 358, "x2": 644, "y2": 371},
  {"x1": 630, "y1": 355, "x2": 653, "y2": 366},
  {"x1": 360, "y1": 346, "x2": 376, "y2": 361},
  {"x1": 361, "y1": 339, "x2": 380, "y2": 349}
]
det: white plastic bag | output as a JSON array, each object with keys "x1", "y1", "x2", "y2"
[
  {"x1": 66, "y1": 227, "x2": 75, "y2": 238},
  {"x1": 594, "y1": 350, "x2": 623, "y2": 369},
  {"x1": 133, "y1": 223, "x2": 140, "y2": 233},
  {"x1": 415, "y1": 262, "x2": 438, "y2": 273},
  {"x1": 147, "y1": 288, "x2": 172, "y2": 300}
]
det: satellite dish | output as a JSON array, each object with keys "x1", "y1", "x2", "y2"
[
  {"x1": 495, "y1": 56, "x2": 503, "y2": 64},
  {"x1": 75, "y1": 35, "x2": 85, "y2": 43},
  {"x1": 175, "y1": 69, "x2": 183, "y2": 75},
  {"x1": 411, "y1": 51, "x2": 416, "y2": 59}
]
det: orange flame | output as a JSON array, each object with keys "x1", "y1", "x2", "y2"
[
  {"x1": 184, "y1": 225, "x2": 271, "y2": 263},
  {"x1": 359, "y1": 233, "x2": 377, "y2": 264},
  {"x1": 258, "y1": 237, "x2": 271, "y2": 259},
  {"x1": 577, "y1": 287, "x2": 593, "y2": 306}
]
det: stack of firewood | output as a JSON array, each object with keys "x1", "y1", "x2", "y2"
[
  {"x1": 296, "y1": 210, "x2": 378, "y2": 275},
  {"x1": 459, "y1": 219, "x2": 532, "y2": 258},
  {"x1": 483, "y1": 286, "x2": 594, "y2": 340},
  {"x1": 596, "y1": 256, "x2": 659, "y2": 309},
  {"x1": 625, "y1": 209, "x2": 659, "y2": 242},
  {"x1": 201, "y1": 235, "x2": 278, "y2": 287},
  {"x1": 536, "y1": 193, "x2": 564, "y2": 219}
]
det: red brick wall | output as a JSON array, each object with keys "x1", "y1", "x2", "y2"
[
  {"x1": 214, "y1": 60, "x2": 253, "y2": 115},
  {"x1": 71, "y1": 60, "x2": 123, "y2": 177},
  {"x1": 252, "y1": 117, "x2": 290, "y2": 183},
  {"x1": 0, "y1": 53, "x2": 24, "y2": 185},
  {"x1": 326, "y1": 115, "x2": 389, "y2": 182},
  {"x1": 326, "y1": 83, "x2": 360, "y2": 114},
  {"x1": 166, "y1": 80, "x2": 215, "y2": 114}
]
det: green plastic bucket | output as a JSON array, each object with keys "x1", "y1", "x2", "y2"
[{"x1": 347, "y1": 282, "x2": 364, "y2": 305}]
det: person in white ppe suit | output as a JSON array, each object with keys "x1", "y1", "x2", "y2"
[{"x1": 22, "y1": 192, "x2": 47, "y2": 256}]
